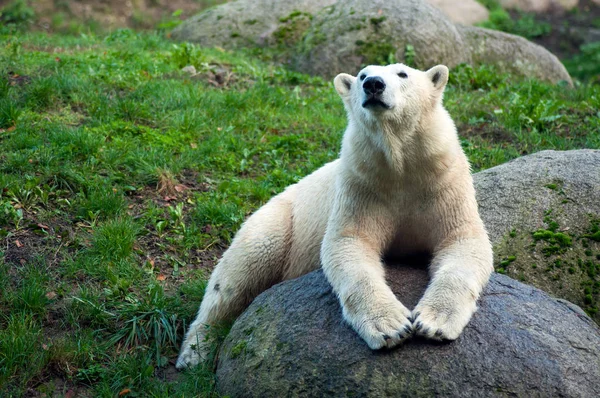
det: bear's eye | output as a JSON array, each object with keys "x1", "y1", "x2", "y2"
[
  {"x1": 398, "y1": 72, "x2": 408, "y2": 78},
  {"x1": 360, "y1": 74, "x2": 366, "y2": 81}
]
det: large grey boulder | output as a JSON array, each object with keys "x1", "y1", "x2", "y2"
[
  {"x1": 475, "y1": 150, "x2": 600, "y2": 321},
  {"x1": 172, "y1": 0, "x2": 572, "y2": 84},
  {"x1": 294, "y1": 0, "x2": 572, "y2": 84},
  {"x1": 217, "y1": 266, "x2": 600, "y2": 397},
  {"x1": 170, "y1": 0, "x2": 336, "y2": 48},
  {"x1": 425, "y1": 0, "x2": 489, "y2": 25}
]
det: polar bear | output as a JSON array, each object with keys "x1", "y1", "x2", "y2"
[{"x1": 176, "y1": 63, "x2": 493, "y2": 369}]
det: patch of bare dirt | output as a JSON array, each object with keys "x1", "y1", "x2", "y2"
[
  {"x1": 0, "y1": 0, "x2": 228, "y2": 32},
  {"x1": 523, "y1": 0, "x2": 600, "y2": 60},
  {"x1": 458, "y1": 123, "x2": 516, "y2": 143}
]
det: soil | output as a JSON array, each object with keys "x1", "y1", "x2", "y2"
[
  {"x1": 0, "y1": 0, "x2": 227, "y2": 32},
  {"x1": 515, "y1": 0, "x2": 600, "y2": 60}
]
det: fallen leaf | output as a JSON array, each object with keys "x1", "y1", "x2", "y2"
[
  {"x1": 65, "y1": 390, "x2": 75, "y2": 398},
  {"x1": 15, "y1": 240, "x2": 23, "y2": 248},
  {"x1": 174, "y1": 184, "x2": 188, "y2": 193},
  {"x1": 190, "y1": 142, "x2": 197, "y2": 149},
  {"x1": 157, "y1": 274, "x2": 166, "y2": 281},
  {"x1": 42, "y1": 344, "x2": 49, "y2": 350},
  {"x1": 37, "y1": 223, "x2": 49, "y2": 230},
  {"x1": 46, "y1": 291, "x2": 57, "y2": 300},
  {"x1": 119, "y1": 388, "x2": 131, "y2": 396}
]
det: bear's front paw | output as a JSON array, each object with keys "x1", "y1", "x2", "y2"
[
  {"x1": 345, "y1": 299, "x2": 413, "y2": 350},
  {"x1": 176, "y1": 341, "x2": 205, "y2": 370},
  {"x1": 411, "y1": 298, "x2": 477, "y2": 341}
]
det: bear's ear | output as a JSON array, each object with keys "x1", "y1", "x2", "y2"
[
  {"x1": 334, "y1": 73, "x2": 356, "y2": 99},
  {"x1": 426, "y1": 65, "x2": 449, "y2": 92}
]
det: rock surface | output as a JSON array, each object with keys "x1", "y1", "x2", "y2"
[
  {"x1": 217, "y1": 266, "x2": 600, "y2": 397},
  {"x1": 498, "y1": 0, "x2": 579, "y2": 12},
  {"x1": 172, "y1": 0, "x2": 572, "y2": 84},
  {"x1": 475, "y1": 149, "x2": 600, "y2": 244},
  {"x1": 425, "y1": 0, "x2": 489, "y2": 25},
  {"x1": 294, "y1": 0, "x2": 572, "y2": 84},
  {"x1": 475, "y1": 150, "x2": 600, "y2": 320},
  {"x1": 170, "y1": 0, "x2": 335, "y2": 48}
]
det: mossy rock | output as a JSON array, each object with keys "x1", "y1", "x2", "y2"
[
  {"x1": 475, "y1": 149, "x2": 600, "y2": 321},
  {"x1": 217, "y1": 267, "x2": 600, "y2": 397},
  {"x1": 170, "y1": 0, "x2": 335, "y2": 49},
  {"x1": 291, "y1": 0, "x2": 571, "y2": 83}
]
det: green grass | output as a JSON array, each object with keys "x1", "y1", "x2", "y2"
[
  {"x1": 476, "y1": 0, "x2": 551, "y2": 40},
  {"x1": 0, "y1": 20, "x2": 599, "y2": 397}
]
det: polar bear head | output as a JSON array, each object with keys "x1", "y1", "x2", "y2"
[{"x1": 333, "y1": 64, "x2": 449, "y2": 127}]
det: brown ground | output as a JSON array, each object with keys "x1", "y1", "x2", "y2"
[
  {"x1": 526, "y1": 0, "x2": 600, "y2": 60},
  {"x1": 0, "y1": 0, "x2": 228, "y2": 32}
]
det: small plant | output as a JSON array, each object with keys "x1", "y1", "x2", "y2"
[
  {"x1": 171, "y1": 42, "x2": 203, "y2": 69},
  {"x1": 0, "y1": 0, "x2": 35, "y2": 33},
  {"x1": 91, "y1": 218, "x2": 139, "y2": 263},
  {"x1": 108, "y1": 283, "x2": 179, "y2": 366},
  {"x1": 564, "y1": 42, "x2": 600, "y2": 82},
  {"x1": 0, "y1": 98, "x2": 22, "y2": 129},
  {"x1": 0, "y1": 199, "x2": 23, "y2": 229},
  {"x1": 156, "y1": 9, "x2": 183, "y2": 31}
]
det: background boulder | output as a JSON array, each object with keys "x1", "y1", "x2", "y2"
[
  {"x1": 425, "y1": 0, "x2": 489, "y2": 25},
  {"x1": 216, "y1": 266, "x2": 600, "y2": 397},
  {"x1": 294, "y1": 0, "x2": 572, "y2": 84},
  {"x1": 172, "y1": 0, "x2": 572, "y2": 84},
  {"x1": 170, "y1": 0, "x2": 335, "y2": 48},
  {"x1": 475, "y1": 149, "x2": 600, "y2": 322}
]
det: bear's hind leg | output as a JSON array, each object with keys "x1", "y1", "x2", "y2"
[{"x1": 176, "y1": 196, "x2": 293, "y2": 369}]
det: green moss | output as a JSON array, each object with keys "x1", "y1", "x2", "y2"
[
  {"x1": 244, "y1": 19, "x2": 258, "y2": 25},
  {"x1": 369, "y1": 16, "x2": 387, "y2": 26},
  {"x1": 532, "y1": 227, "x2": 572, "y2": 256},
  {"x1": 230, "y1": 32, "x2": 240, "y2": 38},
  {"x1": 279, "y1": 10, "x2": 312, "y2": 23},
  {"x1": 545, "y1": 183, "x2": 557, "y2": 190},
  {"x1": 356, "y1": 40, "x2": 397, "y2": 66},
  {"x1": 274, "y1": 11, "x2": 312, "y2": 46},
  {"x1": 584, "y1": 231, "x2": 600, "y2": 242},
  {"x1": 404, "y1": 44, "x2": 416, "y2": 67},
  {"x1": 230, "y1": 340, "x2": 247, "y2": 359}
]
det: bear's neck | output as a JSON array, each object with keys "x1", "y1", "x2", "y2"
[{"x1": 340, "y1": 107, "x2": 461, "y2": 182}]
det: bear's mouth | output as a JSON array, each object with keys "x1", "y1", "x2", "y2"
[{"x1": 362, "y1": 95, "x2": 391, "y2": 110}]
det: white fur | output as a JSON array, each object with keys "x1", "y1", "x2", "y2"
[{"x1": 176, "y1": 64, "x2": 493, "y2": 369}]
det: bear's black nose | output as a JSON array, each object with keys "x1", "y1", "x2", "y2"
[{"x1": 363, "y1": 76, "x2": 386, "y2": 95}]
